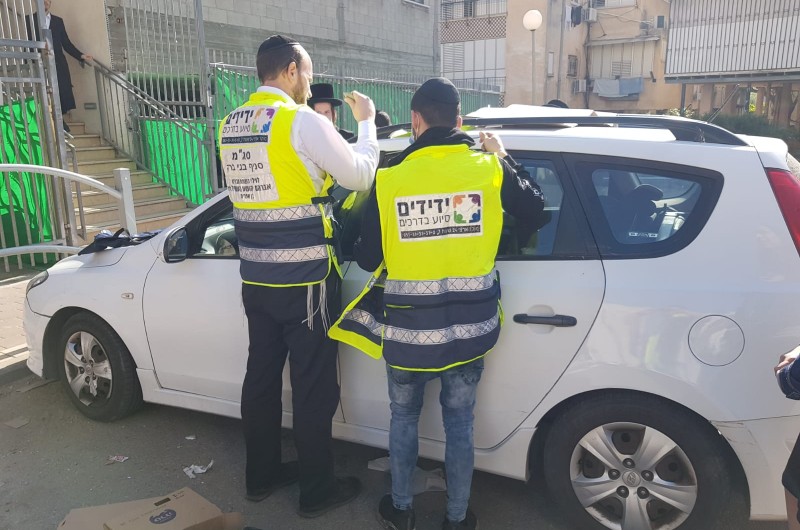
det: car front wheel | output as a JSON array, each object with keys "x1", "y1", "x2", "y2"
[
  {"x1": 542, "y1": 393, "x2": 747, "y2": 530},
  {"x1": 57, "y1": 313, "x2": 143, "y2": 422}
]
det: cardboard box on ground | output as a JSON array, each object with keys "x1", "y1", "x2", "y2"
[{"x1": 58, "y1": 488, "x2": 243, "y2": 530}]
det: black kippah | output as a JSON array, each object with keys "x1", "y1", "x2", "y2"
[
  {"x1": 411, "y1": 77, "x2": 460, "y2": 108},
  {"x1": 258, "y1": 35, "x2": 299, "y2": 55}
]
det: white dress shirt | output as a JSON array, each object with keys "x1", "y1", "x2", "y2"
[
  {"x1": 43, "y1": 12, "x2": 53, "y2": 50},
  {"x1": 256, "y1": 86, "x2": 379, "y2": 193}
]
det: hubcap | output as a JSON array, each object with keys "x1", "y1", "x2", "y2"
[
  {"x1": 570, "y1": 422, "x2": 697, "y2": 530},
  {"x1": 622, "y1": 471, "x2": 641, "y2": 488},
  {"x1": 64, "y1": 331, "x2": 113, "y2": 406}
]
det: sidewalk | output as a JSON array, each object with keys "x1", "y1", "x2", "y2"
[{"x1": 0, "y1": 268, "x2": 38, "y2": 383}]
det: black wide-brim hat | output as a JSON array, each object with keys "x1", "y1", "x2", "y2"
[{"x1": 308, "y1": 83, "x2": 343, "y2": 107}]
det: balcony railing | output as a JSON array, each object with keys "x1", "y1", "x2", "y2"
[{"x1": 441, "y1": 0, "x2": 507, "y2": 21}]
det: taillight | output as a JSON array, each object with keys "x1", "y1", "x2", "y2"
[{"x1": 766, "y1": 168, "x2": 800, "y2": 256}]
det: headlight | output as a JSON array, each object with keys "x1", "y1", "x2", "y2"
[{"x1": 26, "y1": 271, "x2": 48, "y2": 294}]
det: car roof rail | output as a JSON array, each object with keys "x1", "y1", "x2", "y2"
[{"x1": 376, "y1": 115, "x2": 749, "y2": 146}]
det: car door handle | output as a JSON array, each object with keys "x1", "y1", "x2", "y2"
[{"x1": 513, "y1": 314, "x2": 577, "y2": 327}]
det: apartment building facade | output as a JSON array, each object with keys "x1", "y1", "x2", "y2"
[
  {"x1": 666, "y1": 0, "x2": 799, "y2": 129},
  {"x1": 442, "y1": 0, "x2": 681, "y2": 112}
]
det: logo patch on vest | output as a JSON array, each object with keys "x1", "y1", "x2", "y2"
[
  {"x1": 395, "y1": 192, "x2": 483, "y2": 240},
  {"x1": 221, "y1": 106, "x2": 279, "y2": 203}
]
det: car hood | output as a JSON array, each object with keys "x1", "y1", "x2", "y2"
[{"x1": 52, "y1": 246, "x2": 131, "y2": 271}]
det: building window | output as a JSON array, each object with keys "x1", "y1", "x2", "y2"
[
  {"x1": 441, "y1": 0, "x2": 507, "y2": 21},
  {"x1": 441, "y1": 38, "x2": 506, "y2": 92},
  {"x1": 464, "y1": 0, "x2": 475, "y2": 17},
  {"x1": 612, "y1": 61, "x2": 632, "y2": 77},
  {"x1": 567, "y1": 55, "x2": 579, "y2": 77}
]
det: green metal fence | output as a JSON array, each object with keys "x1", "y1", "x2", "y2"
[
  {"x1": 0, "y1": 97, "x2": 55, "y2": 261},
  {"x1": 140, "y1": 119, "x2": 211, "y2": 205},
  {"x1": 211, "y1": 64, "x2": 503, "y2": 134}
]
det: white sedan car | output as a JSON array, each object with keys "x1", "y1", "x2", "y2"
[{"x1": 24, "y1": 113, "x2": 800, "y2": 530}]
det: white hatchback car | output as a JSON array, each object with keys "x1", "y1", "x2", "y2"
[{"x1": 24, "y1": 110, "x2": 800, "y2": 530}]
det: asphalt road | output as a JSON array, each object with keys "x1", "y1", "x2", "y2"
[{"x1": 0, "y1": 371, "x2": 787, "y2": 530}]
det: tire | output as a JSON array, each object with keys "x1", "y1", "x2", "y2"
[
  {"x1": 57, "y1": 313, "x2": 143, "y2": 422},
  {"x1": 542, "y1": 392, "x2": 747, "y2": 530}
]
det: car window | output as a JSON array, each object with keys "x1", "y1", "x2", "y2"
[
  {"x1": 191, "y1": 206, "x2": 238, "y2": 258},
  {"x1": 498, "y1": 159, "x2": 565, "y2": 258},
  {"x1": 571, "y1": 156, "x2": 723, "y2": 258},
  {"x1": 339, "y1": 152, "x2": 595, "y2": 262},
  {"x1": 589, "y1": 168, "x2": 701, "y2": 245}
]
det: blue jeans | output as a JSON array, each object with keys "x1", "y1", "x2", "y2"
[{"x1": 386, "y1": 358, "x2": 484, "y2": 523}]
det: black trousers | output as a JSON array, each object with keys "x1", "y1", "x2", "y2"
[{"x1": 241, "y1": 275, "x2": 341, "y2": 506}]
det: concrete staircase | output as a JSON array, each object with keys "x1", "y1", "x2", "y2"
[{"x1": 67, "y1": 121, "x2": 194, "y2": 243}]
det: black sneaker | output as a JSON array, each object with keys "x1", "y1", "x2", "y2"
[
  {"x1": 442, "y1": 508, "x2": 478, "y2": 530},
  {"x1": 245, "y1": 461, "x2": 299, "y2": 502},
  {"x1": 378, "y1": 493, "x2": 415, "y2": 530},
  {"x1": 297, "y1": 476, "x2": 362, "y2": 518}
]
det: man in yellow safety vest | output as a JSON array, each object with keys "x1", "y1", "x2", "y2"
[
  {"x1": 219, "y1": 35, "x2": 379, "y2": 519},
  {"x1": 329, "y1": 77, "x2": 545, "y2": 529}
]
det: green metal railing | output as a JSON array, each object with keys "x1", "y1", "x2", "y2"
[
  {"x1": 211, "y1": 63, "x2": 503, "y2": 136},
  {"x1": 93, "y1": 59, "x2": 213, "y2": 205}
]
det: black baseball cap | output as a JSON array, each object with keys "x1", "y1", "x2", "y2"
[{"x1": 411, "y1": 77, "x2": 460, "y2": 109}]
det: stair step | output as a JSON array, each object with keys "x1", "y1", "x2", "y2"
[
  {"x1": 77, "y1": 171, "x2": 155, "y2": 191},
  {"x1": 76, "y1": 146, "x2": 117, "y2": 163},
  {"x1": 77, "y1": 158, "x2": 137, "y2": 175},
  {"x1": 82, "y1": 196, "x2": 189, "y2": 225},
  {"x1": 73, "y1": 183, "x2": 171, "y2": 207},
  {"x1": 65, "y1": 122, "x2": 86, "y2": 135},
  {"x1": 82, "y1": 209, "x2": 194, "y2": 241},
  {"x1": 68, "y1": 134, "x2": 104, "y2": 148}
]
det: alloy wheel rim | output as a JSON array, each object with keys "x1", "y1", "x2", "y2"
[
  {"x1": 570, "y1": 422, "x2": 697, "y2": 530},
  {"x1": 64, "y1": 331, "x2": 113, "y2": 406}
]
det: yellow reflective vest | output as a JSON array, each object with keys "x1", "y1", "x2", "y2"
[
  {"x1": 329, "y1": 143, "x2": 504, "y2": 371},
  {"x1": 219, "y1": 91, "x2": 338, "y2": 287}
]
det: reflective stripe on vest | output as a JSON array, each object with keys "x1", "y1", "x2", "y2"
[
  {"x1": 328, "y1": 143, "x2": 504, "y2": 371},
  {"x1": 219, "y1": 92, "x2": 336, "y2": 287},
  {"x1": 384, "y1": 273, "x2": 495, "y2": 296},
  {"x1": 384, "y1": 312, "x2": 499, "y2": 345}
]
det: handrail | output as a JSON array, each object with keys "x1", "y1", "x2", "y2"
[
  {"x1": 91, "y1": 58, "x2": 212, "y2": 205},
  {"x1": 2, "y1": 164, "x2": 122, "y2": 199},
  {"x1": 90, "y1": 59, "x2": 204, "y2": 142},
  {"x1": 0, "y1": 244, "x2": 81, "y2": 259},
  {"x1": 0, "y1": 164, "x2": 137, "y2": 234}
]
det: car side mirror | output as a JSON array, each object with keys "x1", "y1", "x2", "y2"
[{"x1": 163, "y1": 226, "x2": 189, "y2": 263}]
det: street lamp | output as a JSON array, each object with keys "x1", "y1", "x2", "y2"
[{"x1": 523, "y1": 9, "x2": 543, "y2": 105}]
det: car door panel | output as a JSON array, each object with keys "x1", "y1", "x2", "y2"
[
  {"x1": 142, "y1": 201, "x2": 343, "y2": 422},
  {"x1": 143, "y1": 257, "x2": 247, "y2": 403}
]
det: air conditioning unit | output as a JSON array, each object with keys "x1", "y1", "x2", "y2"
[
  {"x1": 583, "y1": 8, "x2": 598, "y2": 23},
  {"x1": 572, "y1": 79, "x2": 587, "y2": 94}
]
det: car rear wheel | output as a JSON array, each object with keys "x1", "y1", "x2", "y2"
[
  {"x1": 58, "y1": 313, "x2": 143, "y2": 422},
  {"x1": 542, "y1": 393, "x2": 746, "y2": 530}
]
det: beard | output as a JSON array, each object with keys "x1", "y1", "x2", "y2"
[{"x1": 292, "y1": 79, "x2": 308, "y2": 105}]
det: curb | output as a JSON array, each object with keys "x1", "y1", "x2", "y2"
[{"x1": 0, "y1": 355, "x2": 32, "y2": 386}]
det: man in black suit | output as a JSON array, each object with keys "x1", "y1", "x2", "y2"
[
  {"x1": 308, "y1": 83, "x2": 355, "y2": 141},
  {"x1": 26, "y1": 0, "x2": 93, "y2": 132}
]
